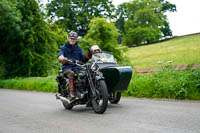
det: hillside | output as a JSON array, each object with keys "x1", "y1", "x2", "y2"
[{"x1": 126, "y1": 34, "x2": 200, "y2": 68}]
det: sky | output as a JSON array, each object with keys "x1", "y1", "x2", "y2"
[{"x1": 113, "y1": 0, "x2": 200, "y2": 36}]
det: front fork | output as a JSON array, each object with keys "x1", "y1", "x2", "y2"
[
  {"x1": 86, "y1": 65, "x2": 105, "y2": 99},
  {"x1": 86, "y1": 65, "x2": 97, "y2": 98}
]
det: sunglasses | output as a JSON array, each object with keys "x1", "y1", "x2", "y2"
[
  {"x1": 94, "y1": 49, "x2": 100, "y2": 52},
  {"x1": 69, "y1": 38, "x2": 77, "y2": 41}
]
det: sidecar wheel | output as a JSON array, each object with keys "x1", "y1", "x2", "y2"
[
  {"x1": 109, "y1": 92, "x2": 121, "y2": 104},
  {"x1": 91, "y1": 80, "x2": 108, "y2": 114},
  {"x1": 63, "y1": 103, "x2": 73, "y2": 110}
]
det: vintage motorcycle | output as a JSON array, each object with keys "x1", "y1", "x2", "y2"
[{"x1": 56, "y1": 51, "x2": 132, "y2": 114}]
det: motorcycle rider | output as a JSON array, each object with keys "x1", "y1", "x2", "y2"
[{"x1": 58, "y1": 31, "x2": 92, "y2": 100}]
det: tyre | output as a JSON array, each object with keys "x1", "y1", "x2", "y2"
[
  {"x1": 63, "y1": 103, "x2": 73, "y2": 110},
  {"x1": 91, "y1": 80, "x2": 108, "y2": 114},
  {"x1": 109, "y1": 92, "x2": 121, "y2": 104}
]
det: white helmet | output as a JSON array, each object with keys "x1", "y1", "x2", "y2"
[{"x1": 91, "y1": 45, "x2": 101, "y2": 53}]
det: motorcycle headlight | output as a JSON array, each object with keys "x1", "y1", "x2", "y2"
[{"x1": 91, "y1": 65, "x2": 97, "y2": 71}]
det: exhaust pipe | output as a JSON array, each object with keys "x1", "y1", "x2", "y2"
[{"x1": 55, "y1": 94, "x2": 70, "y2": 104}]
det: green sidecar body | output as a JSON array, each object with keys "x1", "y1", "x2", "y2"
[{"x1": 93, "y1": 51, "x2": 132, "y2": 94}]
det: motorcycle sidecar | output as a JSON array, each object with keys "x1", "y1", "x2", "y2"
[
  {"x1": 100, "y1": 66, "x2": 132, "y2": 93},
  {"x1": 93, "y1": 52, "x2": 132, "y2": 104}
]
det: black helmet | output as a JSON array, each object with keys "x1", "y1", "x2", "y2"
[{"x1": 68, "y1": 31, "x2": 78, "y2": 39}]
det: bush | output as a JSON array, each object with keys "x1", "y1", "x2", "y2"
[
  {"x1": 125, "y1": 68, "x2": 200, "y2": 100},
  {"x1": 123, "y1": 27, "x2": 161, "y2": 46}
]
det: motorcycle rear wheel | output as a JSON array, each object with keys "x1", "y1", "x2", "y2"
[{"x1": 91, "y1": 80, "x2": 108, "y2": 114}]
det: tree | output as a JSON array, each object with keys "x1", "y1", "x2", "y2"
[
  {"x1": 160, "y1": 0, "x2": 176, "y2": 37},
  {"x1": 123, "y1": 0, "x2": 165, "y2": 46},
  {"x1": 0, "y1": 0, "x2": 23, "y2": 77},
  {"x1": 114, "y1": 3, "x2": 128, "y2": 44},
  {"x1": 0, "y1": 0, "x2": 22, "y2": 50},
  {"x1": 0, "y1": 0, "x2": 65, "y2": 77},
  {"x1": 0, "y1": 0, "x2": 24, "y2": 77},
  {"x1": 161, "y1": 0, "x2": 176, "y2": 13},
  {"x1": 79, "y1": 17, "x2": 127, "y2": 64},
  {"x1": 46, "y1": 0, "x2": 115, "y2": 37},
  {"x1": 49, "y1": 23, "x2": 68, "y2": 48},
  {"x1": 115, "y1": 3, "x2": 128, "y2": 36},
  {"x1": 114, "y1": 0, "x2": 176, "y2": 42},
  {"x1": 124, "y1": 27, "x2": 162, "y2": 46}
]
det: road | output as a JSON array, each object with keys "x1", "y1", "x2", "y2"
[{"x1": 0, "y1": 89, "x2": 200, "y2": 133}]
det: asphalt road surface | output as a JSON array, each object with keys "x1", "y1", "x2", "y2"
[{"x1": 0, "y1": 89, "x2": 200, "y2": 133}]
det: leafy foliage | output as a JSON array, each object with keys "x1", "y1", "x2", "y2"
[
  {"x1": 0, "y1": 0, "x2": 67, "y2": 77},
  {"x1": 115, "y1": 3, "x2": 127, "y2": 36},
  {"x1": 0, "y1": 0, "x2": 22, "y2": 49},
  {"x1": 49, "y1": 23, "x2": 68, "y2": 48},
  {"x1": 46, "y1": 0, "x2": 115, "y2": 37},
  {"x1": 125, "y1": 69, "x2": 200, "y2": 100},
  {"x1": 124, "y1": 26, "x2": 162, "y2": 46},
  {"x1": 114, "y1": 0, "x2": 176, "y2": 46},
  {"x1": 123, "y1": 0, "x2": 165, "y2": 46},
  {"x1": 0, "y1": 0, "x2": 23, "y2": 77},
  {"x1": 160, "y1": 0, "x2": 176, "y2": 37}
]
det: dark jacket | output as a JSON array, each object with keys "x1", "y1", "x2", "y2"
[{"x1": 58, "y1": 42, "x2": 87, "y2": 71}]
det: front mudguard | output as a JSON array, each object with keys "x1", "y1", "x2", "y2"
[{"x1": 95, "y1": 75, "x2": 104, "y2": 81}]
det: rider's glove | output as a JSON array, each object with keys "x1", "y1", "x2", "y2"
[{"x1": 62, "y1": 57, "x2": 68, "y2": 64}]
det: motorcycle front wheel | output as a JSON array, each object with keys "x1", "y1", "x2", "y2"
[{"x1": 91, "y1": 80, "x2": 108, "y2": 114}]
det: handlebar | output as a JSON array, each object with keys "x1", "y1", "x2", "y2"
[
  {"x1": 63, "y1": 57, "x2": 101, "y2": 73},
  {"x1": 64, "y1": 58, "x2": 85, "y2": 68}
]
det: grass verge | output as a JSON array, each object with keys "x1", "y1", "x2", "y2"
[{"x1": 0, "y1": 76, "x2": 57, "y2": 92}]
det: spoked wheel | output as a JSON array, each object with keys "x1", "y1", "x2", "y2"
[
  {"x1": 91, "y1": 80, "x2": 108, "y2": 114},
  {"x1": 109, "y1": 92, "x2": 121, "y2": 104}
]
